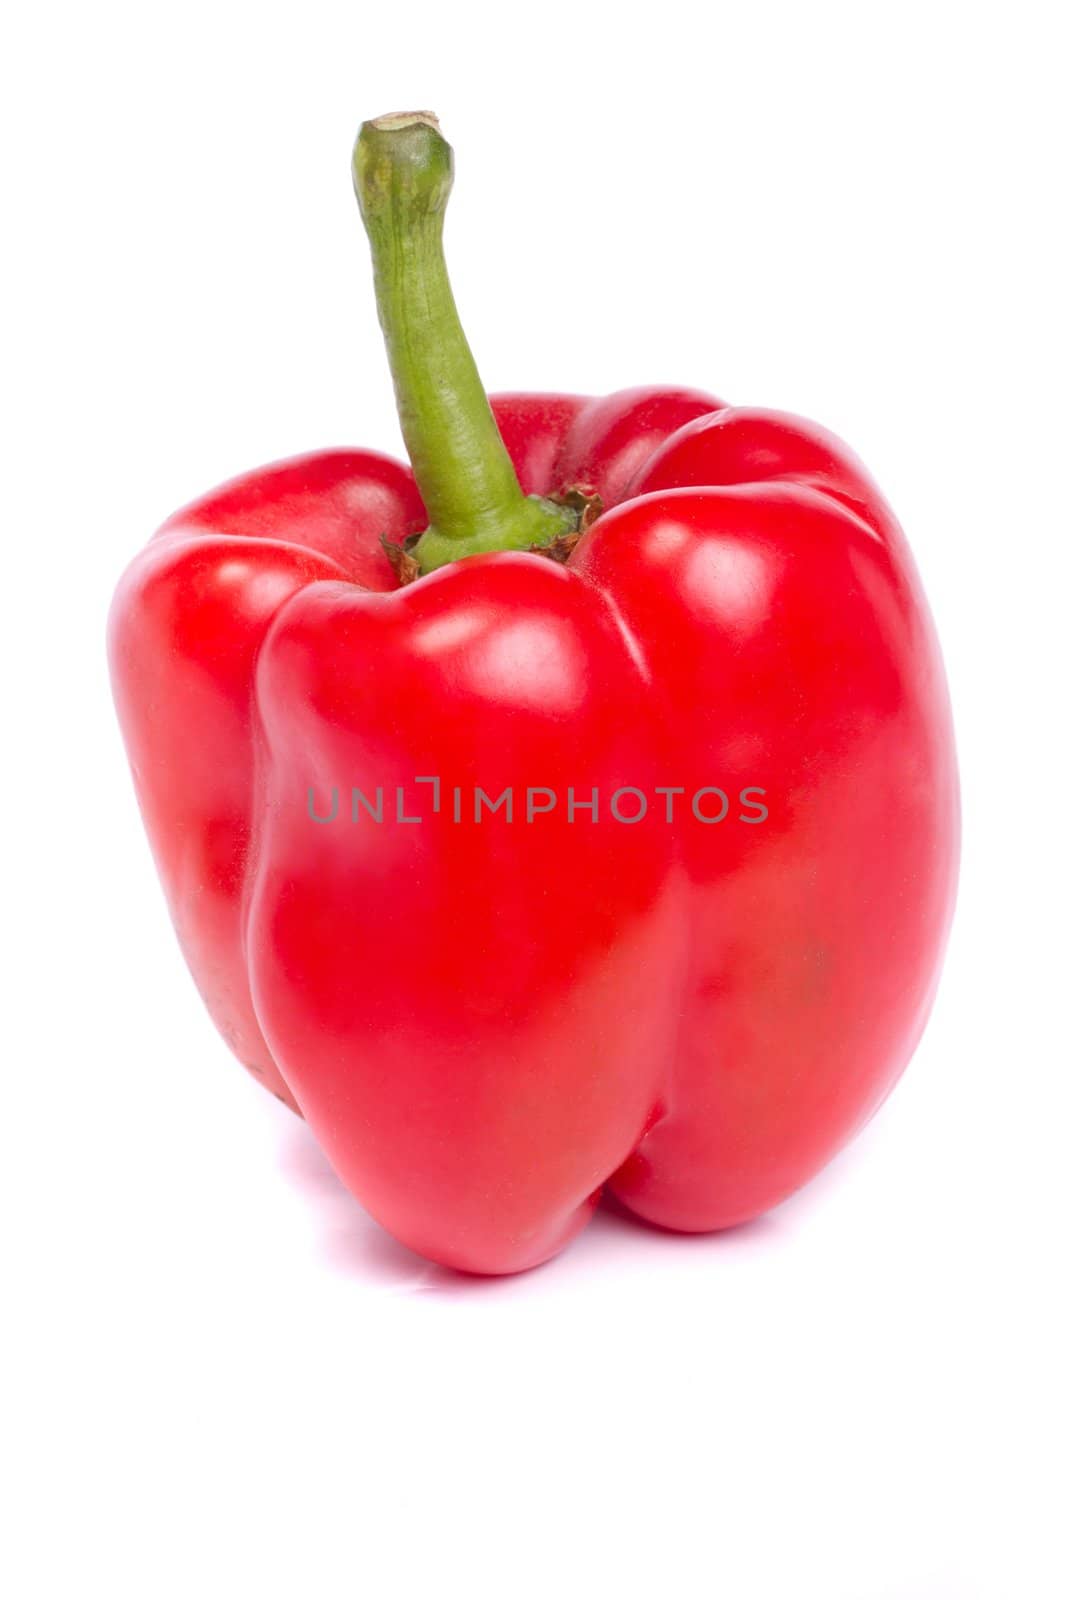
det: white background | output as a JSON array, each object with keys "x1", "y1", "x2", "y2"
[{"x1": 3, "y1": 3, "x2": 1064, "y2": 1596}]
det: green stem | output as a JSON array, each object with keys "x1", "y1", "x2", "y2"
[{"x1": 352, "y1": 112, "x2": 576, "y2": 575}]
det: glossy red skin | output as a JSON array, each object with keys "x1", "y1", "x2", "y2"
[{"x1": 109, "y1": 386, "x2": 959, "y2": 1273}]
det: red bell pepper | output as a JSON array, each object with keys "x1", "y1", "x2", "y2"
[{"x1": 109, "y1": 112, "x2": 958, "y2": 1274}]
